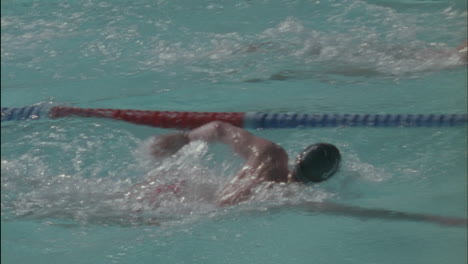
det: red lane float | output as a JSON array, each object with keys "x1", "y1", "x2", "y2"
[{"x1": 49, "y1": 106, "x2": 245, "y2": 129}]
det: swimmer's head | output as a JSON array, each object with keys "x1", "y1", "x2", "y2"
[{"x1": 292, "y1": 143, "x2": 341, "y2": 183}]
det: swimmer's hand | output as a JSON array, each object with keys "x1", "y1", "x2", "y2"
[{"x1": 150, "y1": 132, "x2": 190, "y2": 157}]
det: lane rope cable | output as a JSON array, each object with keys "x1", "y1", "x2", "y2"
[{"x1": 1, "y1": 105, "x2": 467, "y2": 129}]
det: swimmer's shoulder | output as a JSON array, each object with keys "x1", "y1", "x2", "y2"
[{"x1": 247, "y1": 141, "x2": 289, "y2": 182}]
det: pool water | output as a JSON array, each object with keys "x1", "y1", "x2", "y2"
[{"x1": 1, "y1": 0, "x2": 467, "y2": 263}]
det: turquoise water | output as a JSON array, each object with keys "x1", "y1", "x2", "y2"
[{"x1": 1, "y1": 0, "x2": 467, "y2": 263}]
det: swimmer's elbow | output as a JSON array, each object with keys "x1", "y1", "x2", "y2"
[{"x1": 188, "y1": 121, "x2": 228, "y2": 142}]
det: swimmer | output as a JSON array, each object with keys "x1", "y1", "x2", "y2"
[
  {"x1": 244, "y1": 40, "x2": 468, "y2": 81},
  {"x1": 150, "y1": 121, "x2": 340, "y2": 205},
  {"x1": 148, "y1": 121, "x2": 467, "y2": 227}
]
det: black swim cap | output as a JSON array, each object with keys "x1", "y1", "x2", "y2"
[{"x1": 292, "y1": 143, "x2": 341, "y2": 183}]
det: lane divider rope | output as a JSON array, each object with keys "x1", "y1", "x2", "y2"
[{"x1": 2, "y1": 105, "x2": 466, "y2": 129}]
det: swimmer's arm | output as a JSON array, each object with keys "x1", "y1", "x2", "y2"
[
  {"x1": 186, "y1": 121, "x2": 276, "y2": 160},
  {"x1": 185, "y1": 121, "x2": 290, "y2": 205},
  {"x1": 150, "y1": 121, "x2": 276, "y2": 160},
  {"x1": 294, "y1": 201, "x2": 467, "y2": 227},
  {"x1": 150, "y1": 132, "x2": 190, "y2": 157}
]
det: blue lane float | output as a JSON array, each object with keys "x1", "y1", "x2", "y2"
[
  {"x1": 1, "y1": 105, "x2": 48, "y2": 122},
  {"x1": 243, "y1": 112, "x2": 468, "y2": 128}
]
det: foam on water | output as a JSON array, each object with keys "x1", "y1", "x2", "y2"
[{"x1": 1, "y1": 122, "x2": 339, "y2": 227}]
